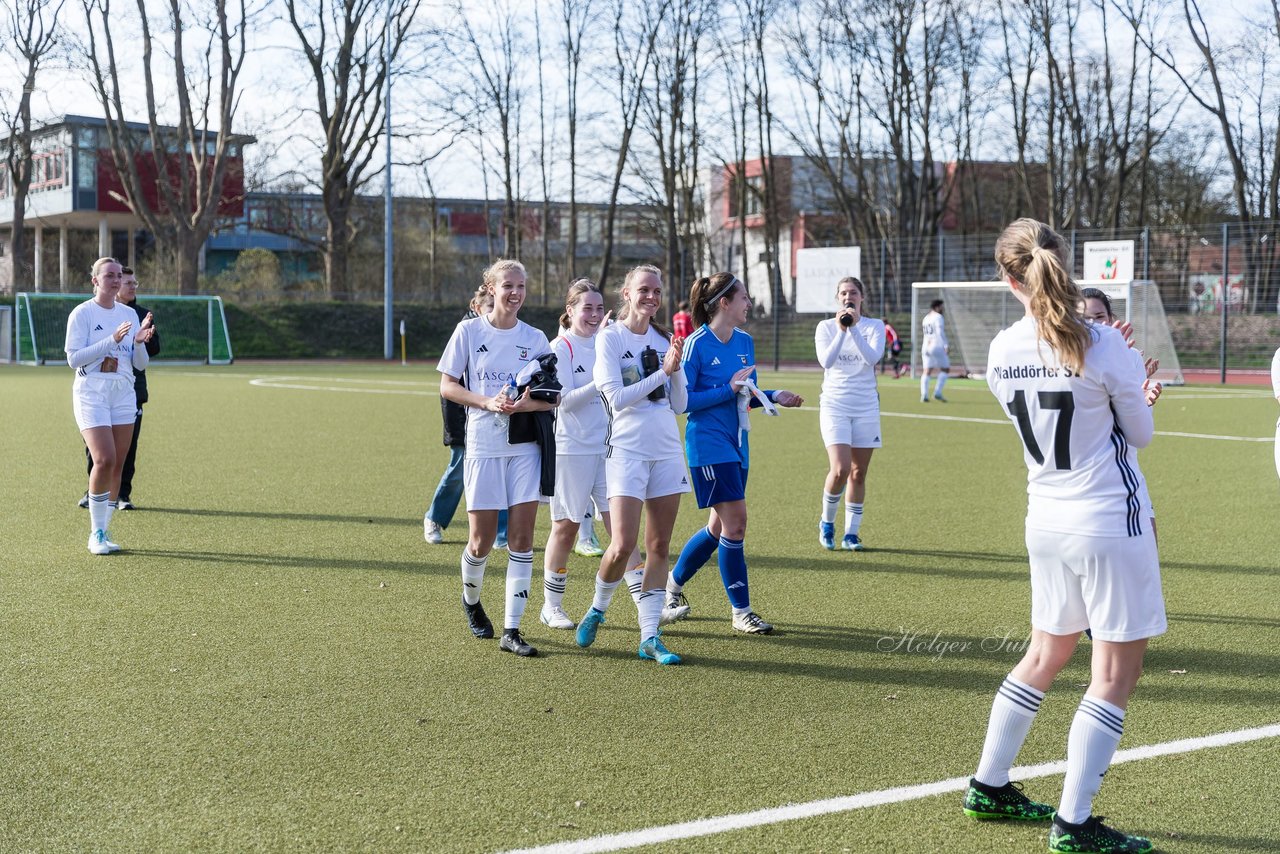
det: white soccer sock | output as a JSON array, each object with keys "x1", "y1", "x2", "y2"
[
  {"x1": 1057, "y1": 695, "x2": 1125, "y2": 824},
  {"x1": 89, "y1": 492, "x2": 111, "y2": 535},
  {"x1": 934, "y1": 373, "x2": 949, "y2": 397},
  {"x1": 624, "y1": 567, "x2": 645, "y2": 606},
  {"x1": 974, "y1": 675, "x2": 1045, "y2": 788},
  {"x1": 921, "y1": 374, "x2": 931, "y2": 399},
  {"x1": 543, "y1": 565, "x2": 568, "y2": 610},
  {"x1": 106, "y1": 500, "x2": 117, "y2": 531},
  {"x1": 665, "y1": 575, "x2": 684, "y2": 596},
  {"x1": 504, "y1": 549, "x2": 534, "y2": 630},
  {"x1": 821, "y1": 491, "x2": 841, "y2": 525},
  {"x1": 636, "y1": 588, "x2": 664, "y2": 641},
  {"x1": 578, "y1": 512, "x2": 595, "y2": 544},
  {"x1": 591, "y1": 575, "x2": 621, "y2": 613},
  {"x1": 461, "y1": 550, "x2": 488, "y2": 605},
  {"x1": 845, "y1": 502, "x2": 864, "y2": 537}
]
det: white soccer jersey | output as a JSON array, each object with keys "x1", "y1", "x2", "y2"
[
  {"x1": 922, "y1": 310, "x2": 948, "y2": 352},
  {"x1": 64, "y1": 299, "x2": 142, "y2": 382},
  {"x1": 437, "y1": 315, "x2": 551, "y2": 459},
  {"x1": 1271, "y1": 346, "x2": 1280, "y2": 399},
  {"x1": 551, "y1": 331, "x2": 607, "y2": 456},
  {"x1": 594, "y1": 323, "x2": 688, "y2": 461},
  {"x1": 816, "y1": 317, "x2": 885, "y2": 413},
  {"x1": 987, "y1": 317, "x2": 1154, "y2": 537}
]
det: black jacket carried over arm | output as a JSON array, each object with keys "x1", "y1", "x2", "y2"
[{"x1": 127, "y1": 300, "x2": 162, "y2": 406}]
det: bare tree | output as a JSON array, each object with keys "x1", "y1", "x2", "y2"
[
  {"x1": 2, "y1": 0, "x2": 64, "y2": 292},
  {"x1": 561, "y1": 0, "x2": 595, "y2": 282},
  {"x1": 448, "y1": 0, "x2": 525, "y2": 258},
  {"x1": 596, "y1": 0, "x2": 666, "y2": 288},
  {"x1": 1130, "y1": 0, "x2": 1280, "y2": 310},
  {"x1": 281, "y1": 0, "x2": 419, "y2": 300},
  {"x1": 82, "y1": 0, "x2": 250, "y2": 295}
]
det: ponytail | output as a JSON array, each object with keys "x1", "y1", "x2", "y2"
[
  {"x1": 690, "y1": 272, "x2": 740, "y2": 328},
  {"x1": 995, "y1": 218, "x2": 1090, "y2": 375},
  {"x1": 560, "y1": 277, "x2": 601, "y2": 329}
]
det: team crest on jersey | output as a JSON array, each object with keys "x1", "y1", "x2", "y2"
[
  {"x1": 739, "y1": 354, "x2": 748, "y2": 365},
  {"x1": 518, "y1": 346, "x2": 529, "y2": 360}
]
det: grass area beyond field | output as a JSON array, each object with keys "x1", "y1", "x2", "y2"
[{"x1": 1, "y1": 363, "x2": 1277, "y2": 853}]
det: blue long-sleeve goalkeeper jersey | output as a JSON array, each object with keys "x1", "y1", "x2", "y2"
[{"x1": 681, "y1": 324, "x2": 767, "y2": 468}]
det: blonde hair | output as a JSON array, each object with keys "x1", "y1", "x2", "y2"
[
  {"x1": 689, "y1": 272, "x2": 741, "y2": 328},
  {"x1": 469, "y1": 282, "x2": 493, "y2": 314},
  {"x1": 994, "y1": 218, "x2": 1090, "y2": 375},
  {"x1": 482, "y1": 259, "x2": 527, "y2": 292},
  {"x1": 616, "y1": 264, "x2": 671, "y2": 339},
  {"x1": 560, "y1": 278, "x2": 602, "y2": 328},
  {"x1": 91, "y1": 257, "x2": 119, "y2": 279}
]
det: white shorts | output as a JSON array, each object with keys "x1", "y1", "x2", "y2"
[
  {"x1": 1026, "y1": 528, "x2": 1167, "y2": 643},
  {"x1": 922, "y1": 348, "x2": 950, "y2": 370},
  {"x1": 605, "y1": 455, "x2": 691, "y2": 501},
  {"x1": 820, "y1": 407, "x2": 883, "y2": 449},
  {"x1": 463, "y1": 453, "x2": 542, "y2": 511},
  {"x1": 73, "y1": 377, "x2": 137, "y2": 430},
  {"x1": 550, "y1": 454, "x2": 608, "y2": 522}
]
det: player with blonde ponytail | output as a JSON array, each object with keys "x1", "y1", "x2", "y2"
[{"x1": 963, "y1": 219, "x2": 1163, "y2": 854}]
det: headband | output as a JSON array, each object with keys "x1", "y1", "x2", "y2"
[{"x1": 705, "y1": 276, "x2": 741, "y2": 307}]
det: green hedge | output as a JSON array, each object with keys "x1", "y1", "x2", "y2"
[{"x1": 224, "y1": 302, "x2": 565, "y2": 359}]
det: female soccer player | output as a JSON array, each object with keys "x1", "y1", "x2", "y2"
[
  {"x1": 663, "y1": 272, "x2": 803, "y2": 634},
  {"x1": 1272, "y1": 346, "x2": 1280, "y2": 479},
  {"x1": 439, "y1": 260, "x2": 557, "y2": 658},
  {"x1": 540, "y1": 279, "x2": 639, "y2": 630},
  {"x1": 815, "y1": 276, "x2": 885, "y2": 551},
  {"x1": 963, "y1": 219, "x2": 1163, "y2": 854},
  {"x1": 65, "y1": 257, "x2": 154, "y2": 554},
  {"x1": 574, "y1": 264, "x2": 689, "y2": 665},
  {"x1": 920, "y1": 298, "x2": 949, "y2": 401}
]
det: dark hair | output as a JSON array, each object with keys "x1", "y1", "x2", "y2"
[
  {"x1": 678, "y1": 300, "x2": 690, "y2": 312},
  {"x1": 560, "y1": 278, "x2": 602, "y2": 328},
  {"x1": 121, "y1": 266, "x2": 135, "y2": 275},
  {"x1": 1079, "y1": 287, "x2": 1114, "y2": 321},
  {"x1": 689, "y1": 272, "x2": 741, "y2": 327},
  {"x1": 930, "y1": 299, "x2": 944, "y2": 311},
  {"x1": 995, "y1": 218, "x2": 1090, "y2": 375},
  {"x1": 616, "y1": 264, "x2": 671, "y2": 339}
]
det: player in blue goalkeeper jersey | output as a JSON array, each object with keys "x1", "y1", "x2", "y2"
[{"x1": 662, "y1": 272, "x2": 804, "y2": 635}]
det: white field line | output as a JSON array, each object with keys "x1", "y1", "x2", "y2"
[
  {"x1": 499, "y1": 723, "x2": 1280, "y2": 854},
  {"x1": 233, "y1": 375, "x2": 1276, "y2": 443}
]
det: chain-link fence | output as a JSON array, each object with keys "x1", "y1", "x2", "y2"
[{"x1": 755, "y1": 220, "x2": 1280, "y2": 376}]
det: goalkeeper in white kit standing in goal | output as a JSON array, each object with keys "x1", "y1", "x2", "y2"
[{"x1": 921, "y1": 299, "x2": 950, "y2": 402}]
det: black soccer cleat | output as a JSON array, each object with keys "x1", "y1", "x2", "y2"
[
  {"x1": 499, "y1": 629, "x2": 537, "y2": 657},
  {"x1": 1049, "y1": 815, "x2": 1153, "y2": 853},
  {"x1": 962, "y1": 777, "x2": 1055, "y2": 821},
  {"x1": 462, "y1": 597, "x2": 494, "y2": 639}
]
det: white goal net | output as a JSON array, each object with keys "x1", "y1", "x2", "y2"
[
  {"x1": 15, "y1": 293, "x2": 233, "y2": 366},
  {"x1": 909, "y1": 280, "x2": 1184, "y2": 385}
]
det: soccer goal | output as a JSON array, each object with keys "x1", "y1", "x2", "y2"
[
  {"x1": 14, "y1": 292, "x2": 233, "y2": 366},
  {"x1": 909, "y1": 280, "x2": 1184, "y2": 385}
]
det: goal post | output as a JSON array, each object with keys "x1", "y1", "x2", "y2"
[
  {"x1": 14, "y1": 293, "x2": 233, "y2": 366},
  {"x1": 909, "y1": 280, "x2": 1184, "y2": 385}
]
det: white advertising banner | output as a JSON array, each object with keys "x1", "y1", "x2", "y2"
[
  {"x1": 796, "y1": 246, "x2": 860, "y2": 314},
  {"x1": 1082, "y1": 240, "x2": 1135, "y2": 282}
]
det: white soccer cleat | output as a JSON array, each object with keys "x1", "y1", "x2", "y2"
[
  {"x1": 423, "y1": 516, "x2": 443, "y2": 544},
  {"x1": 88, "y1": 529, "x2": 112, "y2": 555},
  {"x1": 660, "y1": 591, "x2": 691, "y2": 625},
  {"x1": 732, "y1": 610, "x2": 775, "y2": 634},
  {"x1": 539, "y1": 605, "x2": 577, "y2": 630},
  {"x1": 103, "y1": 532, "x2": 122, "y2": 553}
]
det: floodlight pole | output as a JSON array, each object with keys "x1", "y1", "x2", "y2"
[{"x1": 383, "y1": 7, "x2": 394, "y2": 361}]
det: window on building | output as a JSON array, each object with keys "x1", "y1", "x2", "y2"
[
  {"x1": 728, "y1": 174, "x2": 765, "y2": 218},
  {"x1": 77, "y1": 150, "x2": 97, "y2": 189}
]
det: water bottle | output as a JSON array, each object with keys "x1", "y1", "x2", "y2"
[{"x1": 493, "y1": 380, "x2": 517, "y2": 429}]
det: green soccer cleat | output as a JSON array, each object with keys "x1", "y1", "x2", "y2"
[
  {"x1": 962, "y1": 778, "x2": 1055, "y2": 821},
  {"x1": 1048, "y1": 815, "x2": 1153, "y2": 853}
]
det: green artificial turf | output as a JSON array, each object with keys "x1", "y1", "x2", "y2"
[{"x1": 1, "y1": 363, "x2": 1276, "y2": 852}]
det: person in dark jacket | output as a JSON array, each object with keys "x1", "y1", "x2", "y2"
[
  {"x1": 78, "y1": 266, "x2": 160, "y2": 511},
  {"x1": 424, "y1": 298, "x2": 508, "y2": 546}
]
